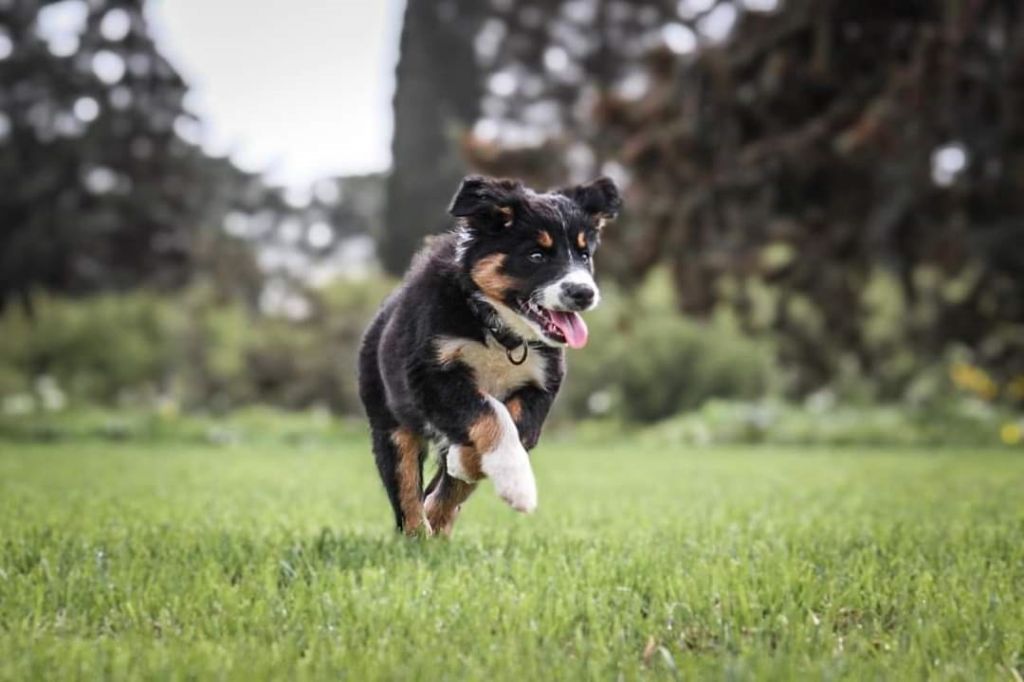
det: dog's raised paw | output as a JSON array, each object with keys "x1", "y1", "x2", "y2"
[
  {"x1": 499, "y1": 485, "x2": 537, "y2": 514},
  {"x1": 488, "y1": 457, "x2": 538, "y2": 513}
]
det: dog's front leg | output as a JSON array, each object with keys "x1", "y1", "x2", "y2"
[
  {"x1": 504, "y1": 385, "x2": 556, "y2": 451},
  {"x1": 411, "y1": 357, "x2": 538, "y2": 513},
  {"x1": 446, "y1": 395, "x2": 537, "y2": 513}
]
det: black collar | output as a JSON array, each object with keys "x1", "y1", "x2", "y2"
[{"x1": 462, "y1": 287, "x2": 543, "y2": 366}]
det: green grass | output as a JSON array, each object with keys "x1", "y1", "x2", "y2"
[{"x1": 1, "y1": 431, "x2": 1022, "y2": 680}]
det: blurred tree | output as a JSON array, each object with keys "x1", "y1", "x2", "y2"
[
  {"x1": 460, "y1": 0, "x2": 676, "y2": 182},
  {"x1": 382, "y1": 0, "x2": 484, "y2": 274},
  {"x1": 455, "y1": 0, "x2": 1024, "y2": 393},
  {"x1": 0, "y1": 0, "x2": 376, "y2": 314},
  {"x1": 0, "y1": 0, "x2": 213, "y2": 307}
]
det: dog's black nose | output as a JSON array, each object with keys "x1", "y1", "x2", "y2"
[{"x1": 561, "y1": 282, "x2": 595, "y2": 309}]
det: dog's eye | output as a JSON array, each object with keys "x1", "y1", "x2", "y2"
[
  {"x1": 580, "y1": 251, "x2": 590, "y2": 262},
  {"x1": 528, "y1": 251, "x2": 546, "y2": 263}
]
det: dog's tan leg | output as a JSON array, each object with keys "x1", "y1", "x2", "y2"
[
  {"x1": 391, "y1": 427, "x2": 430, "y2": 536},
  {"x1": 424, "y1": 469, "x2": 477, "y2": 537}
]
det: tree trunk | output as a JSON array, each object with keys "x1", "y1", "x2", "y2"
[{"x1": 382, "y1": 0, "x2": 483, "y2": 275}]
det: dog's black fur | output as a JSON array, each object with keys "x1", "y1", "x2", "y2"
[{"x1": 358, "y1": 175, "x2": 621, "y2": 535}]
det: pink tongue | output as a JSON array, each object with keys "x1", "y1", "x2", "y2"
[{"x1": 549, "y1": 311, "x2": 589, "y2": 349}]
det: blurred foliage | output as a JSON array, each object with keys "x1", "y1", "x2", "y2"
[
  {"x1": 0, "y1": 270, "x2": 770, "y2": 423},
  {"x1": 0, "y1": 290, "x2": 181, "y2": 403},
  {"x1": 644, "y1": 396, "x2": 1024, "y2": 449},
  {"x1": 596, "y1": 1, "x2": 1024, "y2": 393},
  {"x1": 3, "y1": 0, "x2": 1022, "y2": 422},
  {"x1": 2, "y1": 395, "x2": 1019, "y2": 450},
  {"x1": 0, "y1": 405, "x2": 364, "y2": 446},
  {"x1": 0, "y1": 0, "x2": 381, "y2": 310},
  {"x1": 1, "y1": 0, "x2": 234, "y2": 304},
  {"x1": 3, "y1": 270, "x2": 1021, "y2": 433},
  {"x1": 0, "y1": 276, "x2": 393, "y2": 414},
  {"x1": 390, "y1": 0, "x2": 1024, "y2": 395},
  {"x1": 556, "y1": 270, "x2": 774, "y2": 422}
]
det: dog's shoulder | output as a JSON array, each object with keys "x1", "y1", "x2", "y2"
[
  {"x1": 376, "y1": 233, "x2": 483, "y2": 353},
  {"x1": 405, "y1": 232, "x2": 460, "y2": 285}
]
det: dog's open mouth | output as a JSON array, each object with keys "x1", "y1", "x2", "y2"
[{"x1": 516, "y1": 298, "x2": 589, "y2": 349}]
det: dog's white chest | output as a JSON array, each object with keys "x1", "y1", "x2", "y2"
[{"x1": 436, "y1": 336, "x2": 547, "y2": 399}]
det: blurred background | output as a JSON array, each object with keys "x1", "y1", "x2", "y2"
[{"x1": 1, "y1": 0, "x2": 1022, "y2": 447}]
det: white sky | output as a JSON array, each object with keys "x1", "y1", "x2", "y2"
[{"x1": 147, "y1": 0, "x2": 404, "y2": 189}]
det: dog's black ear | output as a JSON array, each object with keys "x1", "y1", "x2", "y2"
[
  {"x1": 448, "y1": 175, "x2": 524, "y2": 229},
  {"x1": 557, "y1": 176, "x2": 622, "y2": 225}
]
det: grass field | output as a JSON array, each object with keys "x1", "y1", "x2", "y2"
[{"x1": 1, "y1": 429, "x2": 1022, "y2": 680}]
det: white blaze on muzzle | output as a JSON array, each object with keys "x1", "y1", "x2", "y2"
[{"x1": 538, "y1": 267, "x2": 601, "y2": 312}]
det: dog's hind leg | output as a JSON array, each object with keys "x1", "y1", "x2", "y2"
[
  {"x1": 370, "y1": 427, "x2": 404, "y2": 530},
  {"x1": 371, "y1": 426, "x2": 429, "y2": 535},
  {"x1": 424, "y1": 448, "x2": 477, "y2": 537}
]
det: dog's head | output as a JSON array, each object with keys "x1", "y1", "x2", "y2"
[{"x1": 449, "y1": 175, "x2": 621, "y2": 349}]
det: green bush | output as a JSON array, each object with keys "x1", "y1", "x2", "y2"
[
  {"x1": 0, "y1": 405, "x2": 365, "y2": 445},
  {"x1": 645, "y1": 395, "x2": 1023, "y2": 448},
  {"x1": 0, "y1": 270, "x2": 773, "y2": 422},
  {"x1": 0, "y1": 292, "x2": 185, "y2": 404},
  {"x1": 0, "y1": 276, "x2": 394, "y2": 415},
  {"x1": 558, "y1": 271, "x2": 776, "y2": 423}
]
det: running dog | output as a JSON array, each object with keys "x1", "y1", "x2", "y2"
[{"x1": 357, "y1": 175, "x2": 620, "y2": 535}]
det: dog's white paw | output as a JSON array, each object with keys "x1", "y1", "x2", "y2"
[
  {"x1": 447, "y1": 396, "x2": 539, "y2": 513},
  {"x1": 481, "y1": 441, "x2": 537, "y2": 513},
  {"x1": 477, "y1": 395, "x2": 538, "y2": 513}
]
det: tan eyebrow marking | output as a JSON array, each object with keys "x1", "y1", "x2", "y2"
[
  {"x1": 576, "y1": 232, "x2": 587, "y2": 249},
  {"x1": 537, "y1": 231, "x2": 553, "y2": 248},
  {"x1": 498, "y1": 206, "x2": 513, "y2": 227}
]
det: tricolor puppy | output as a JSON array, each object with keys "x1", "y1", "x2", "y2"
[{"x1": 357, "y1": 175, "x2": 621, "y2": 535}]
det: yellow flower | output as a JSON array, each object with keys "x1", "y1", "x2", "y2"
[
  {"x1": 1000, "y1": 423, "x2": 1022, "y2": 446},
  {"x1": 1007, "y1": 376, "x2": 1024, "y2": 401},
  {"x1": 949, "y1": 362, "x2": 998, "y2": 401}
]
